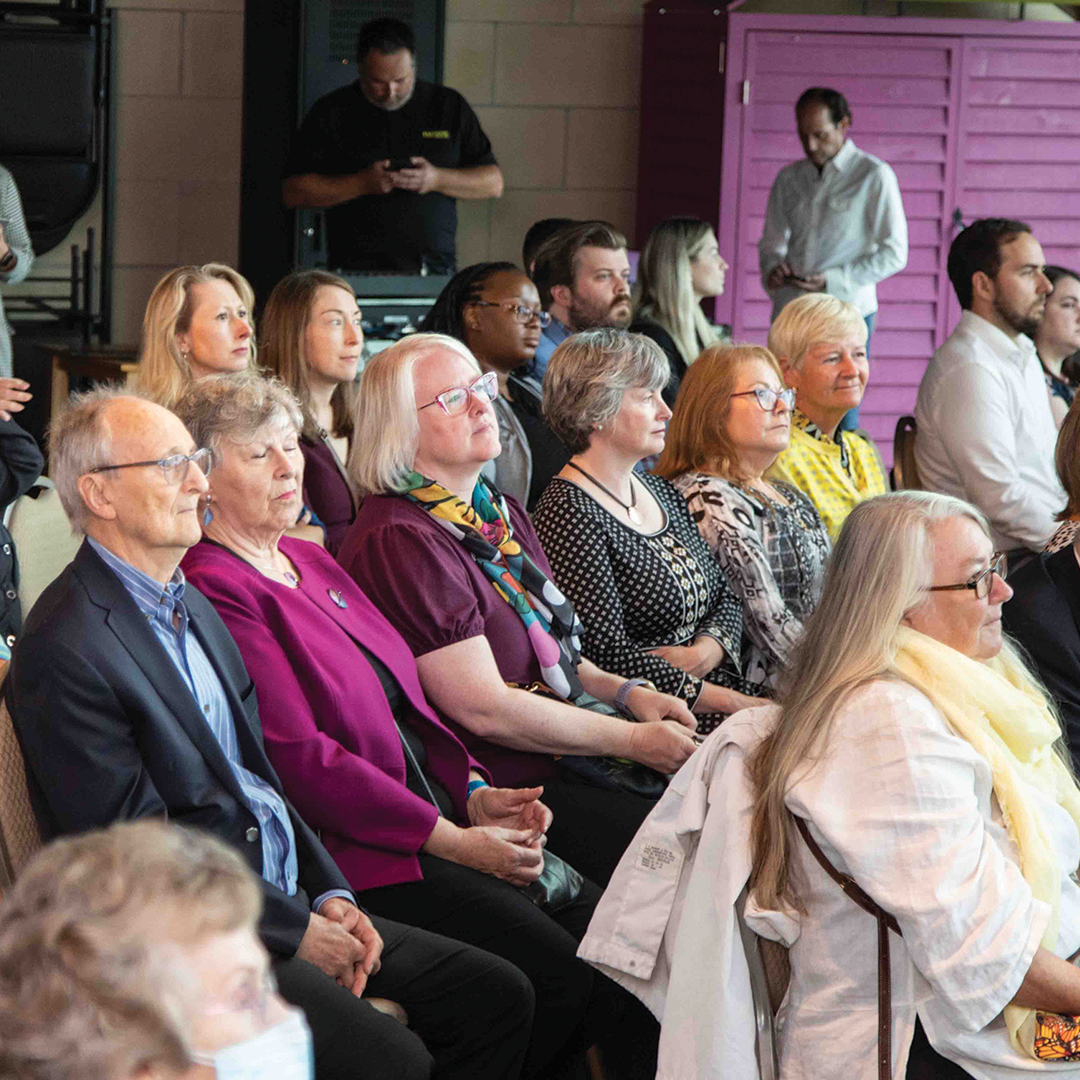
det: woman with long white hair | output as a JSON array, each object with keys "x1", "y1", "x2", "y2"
[
  {"x1": 630, "y1": 216, "x2": 727, "y2": 404},
  {"x1": 748, "y1": 490, "x2": 1080, "y2": 1078}
]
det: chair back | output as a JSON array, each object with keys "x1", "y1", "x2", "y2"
[
  {"x1": 0, "y1": 661, "x2": 42, "y2": 889},
  {"x1": 736, "y1": 886, "x2": 790, "y2": 1080},
  {"x1": 5, "y1": 479, "x2": 80, "y2": 619},
  {"x1": 893, "y1": 415, "x2": 921, "y2": 490}
]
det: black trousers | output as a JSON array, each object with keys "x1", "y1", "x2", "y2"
[
  {"x1": 361, "y1": 854, "x2": 627, "y2": 1079},
  {"x1": 538, "y1": 779, "x2": 656, "y2": 887},
  {"x1": 274, "y1": 915, "x2": 533, "y2": 1080},
  {"x1": 905, "y1": 1017, "x2": 974, "y2": 1079}
]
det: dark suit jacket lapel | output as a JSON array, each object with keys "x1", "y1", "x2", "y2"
[
  {"x1": 74, "y1": 542, "x2": 251, "y2": 808},
  {"x1": 1045, "y1": 547, "x2": 1080, "y2": 638}
]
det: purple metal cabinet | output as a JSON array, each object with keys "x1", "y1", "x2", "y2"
[{"x1": 715, "y1": 13, "x2": 1080, "y2": 466}]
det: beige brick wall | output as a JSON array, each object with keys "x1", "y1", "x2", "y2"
[{"x1": 446, "y1": 0, "x2": 646, "y2": 268}]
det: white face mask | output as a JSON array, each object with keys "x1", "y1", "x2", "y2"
[{"x1": 191, "y1": 1006, "x2": 313, "y2": 1080}]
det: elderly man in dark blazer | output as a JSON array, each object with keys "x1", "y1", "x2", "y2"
[{"x1": 5, "y1": 388, "x2": 533, "y2": 1080}]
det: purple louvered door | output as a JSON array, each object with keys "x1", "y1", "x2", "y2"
[{"x1": 716, "y1": 15, "x2": 1080, "y2": 468}]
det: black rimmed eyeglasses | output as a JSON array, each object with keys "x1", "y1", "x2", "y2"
[
  {"x1": 928, "y1": 552, "x2": 1007, "y2": 601},
  {"x1": 88, "y1": 447, "x2": 213, "y2": 485},
  {"x1": 730, "y1": 386, "x2": 796, "y2": 412},
  {"x1": 470, "y1": 300, "x2": 551, "y2": 327}
]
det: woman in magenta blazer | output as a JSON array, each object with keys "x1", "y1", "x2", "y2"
[{"x1": 175, "y1": 371, "x2": 626, "y2": 1080}]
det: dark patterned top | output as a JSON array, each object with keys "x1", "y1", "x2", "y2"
[
  {"x1": 672, "y1": 473, "x2": 830, "y2": 689},
  {"x1": 533, "y1": 472, "x2": 755, "y2": 733}
]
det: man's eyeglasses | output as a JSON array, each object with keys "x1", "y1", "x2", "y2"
[
  {"x1": 730, "y1": 387, "x2": 796, "y2": 412},
  {"x1": 418, "y1": 371, "x2": 499, "y2": 417},
  {"x1": 88, "y1": 447, "x2": 213, "y2": 485},
  {"x1": 470, "y1": 300, "x2": 551, "y2": 327},
  {"x1": 928, "y1": 552, "x2": 1007, "y2": 601}
]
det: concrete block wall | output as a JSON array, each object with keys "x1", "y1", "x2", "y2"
[
  {"x1": 108, "y1": 0, "x2": 245, "y2": 344},
  {"x1": 445, "y1": 0, "x2": 645, "y2": 269}
]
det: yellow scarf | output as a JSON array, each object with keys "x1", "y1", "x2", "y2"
[{"x1": 891, "y1": 626, "x2": 1080, "y2": 1054}]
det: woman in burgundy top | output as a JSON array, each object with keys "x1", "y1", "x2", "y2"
[
  {"x1": 260, "y1": 270, "x2": 360, "y2": 555},
  {"x1": 175, "y1": 371, "x2": 628, "y2": 1079},
  {"x1": 339, "y1": 332, "x2": 700, "y2": 890}
]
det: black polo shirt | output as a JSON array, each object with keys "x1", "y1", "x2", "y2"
[{"x1": 284, "y1": 79, "x2": 497, "y2": 273}]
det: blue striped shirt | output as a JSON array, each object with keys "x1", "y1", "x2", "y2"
[{"x1": 88, "y1": 538, "x2": 299, "y2": 895}]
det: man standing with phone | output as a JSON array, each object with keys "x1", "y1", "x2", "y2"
[
  {"x1": 758, "y1": 87, "x2": 907, "y2": 427},
  {"x1": 283, "y1": 18, "x2": 503, "y2": 275}
]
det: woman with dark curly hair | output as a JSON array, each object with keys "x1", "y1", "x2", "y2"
[{"x1": 422, "y1": 262, "x2": 568, "y2": 507}]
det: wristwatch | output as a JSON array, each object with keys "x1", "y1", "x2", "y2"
[
  {"x1": 0, "y1": 250, "x2": 15, "y2": 272},
  {"x1": 614, "y1": 678, "x2": 657, "y2": 718}
]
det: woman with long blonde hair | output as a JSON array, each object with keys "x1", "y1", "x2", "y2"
[
  {"x1": 748, "y1": 490, "x2": 1080, "y2": 1079},
  {"x1": 132, "y1": 262, "x2": 257, "y2": 409},
  {"x1": 654, "y1": 344, "x2": 829, "y2": 689},
  {"x1": 630, "y1": 216, "x2": 726, "y2": 404},
  {"x1": 260, "y1": 269, "x2": 360, "y2": 555}
]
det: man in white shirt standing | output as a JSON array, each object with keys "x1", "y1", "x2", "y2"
[
  {"x1": 916, "y1": 218, "x2": 1060, "y2": 556},
  {"x1": 759, "y1": 87, "x2": 908, "y2": 430}
]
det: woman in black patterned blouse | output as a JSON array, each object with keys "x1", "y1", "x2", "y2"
[
  {"x1": 533, "y1": 329, "x2": 768, "y2": 734},
  {"x1": 654, "y1": 344, "x2": 830, "y2": 690}
]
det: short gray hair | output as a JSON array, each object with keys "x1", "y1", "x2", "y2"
[
  {"x1": 47, "y1": 385, "x2": 135, "y2": 534},
  {"x1": 349, "y1": 333, "x2": 480, "y2": 497},
  {"x1": 767, "y1": 293, "x2": 866, "y2": 371},
  {"x1": 0, "y1": 820, "x2": 261, "y2": 1080},
  {"x1": 172, "y1": 371, "x2": 303, "y2": 465},
  {"x1": 543, "y1": 329, "x2": 669, "y2": 454}
]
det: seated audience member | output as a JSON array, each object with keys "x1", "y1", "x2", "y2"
[
  {"x1": 421, "y1": 262, "x2": 569, "y2": 508},
  {"x1": 533, "y1": 330, "x2": 768, "y2": 735},
  {"x1": 1035, "y1": 265, "x2": 1080, "y2": 428},
  {"x1": 0, "y1": 378, "x2": 43, "y2": 654},
  {"x1": 1003, "y1": 400, "x2": 1080, "y2": 770},
  {"x1": 766, "y1": 292, "x2": 887, "y2": 540},
  {"x1": 629, "y1": 216, "x2": 727, "y2": 405},
  {"x1": 132, "y1": 263, "x2": 257, "y2": 409},
  {"x1": 6, "y1": 389, "x2": 534, "y2": 1080},
  {"x1": 916, "y1": 218, "x2": 1062, "y2": 555},
  {"x1": 653, "y1": 344, "x2": 830, "y2": 690},
  {"x1": 0, "y1": 820, "x2": 315, "y2": 1080},
  {"x1": 261, "y1": 270, "x2": 362, "y2": 555},
  {"x1": 176, "y1": 371, "x2": 628, "y2": 1080},
  {"x1": 522, "y1": 217, "x2": 576, "y2": 278},
  {"x1": 338, "y1": 333, "x2": 699, "y2": 887},
  {"x1": 587, "y1": 491, "x2": 1080, "y2": 1078},
  {"x1": 529, "y1": 220, "x2": 632, "y2": 380}
]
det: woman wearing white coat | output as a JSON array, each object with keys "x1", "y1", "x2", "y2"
[{"x1": 584, "y1": 491, "x2": 1080, "y2": 1079}]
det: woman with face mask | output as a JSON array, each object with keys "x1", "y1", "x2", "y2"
[{"x1": 0, "y1": 819, "x2": 314, "y2": 1080}]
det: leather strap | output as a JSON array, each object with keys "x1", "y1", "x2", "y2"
[{"x1": 795, "y1": 816, "x2": 901, "y2": 1080}]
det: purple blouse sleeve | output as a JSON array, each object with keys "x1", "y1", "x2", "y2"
[{"x1": 341, "y1": 522, "x2": 487, "y2": 657}]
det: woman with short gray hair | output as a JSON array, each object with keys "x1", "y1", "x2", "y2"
[{"x1": 534, "y1": 329, "x2": 768, "y2": 735}]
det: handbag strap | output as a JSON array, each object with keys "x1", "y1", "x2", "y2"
[{"x1": 794, "y1": 815, "x2": 901, "y2": 1080}]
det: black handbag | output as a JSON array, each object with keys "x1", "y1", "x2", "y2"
[{"x1": 394, "y1": 714, "x2": 584, "y2": 912}]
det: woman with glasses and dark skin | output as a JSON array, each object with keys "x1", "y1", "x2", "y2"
[
  {"x1": 422, "y1": 262, "x2": 570, "y2": 508},
  {"x1": 653, "y1": 344, "x2": 830, "y2": 691},
  {"x1": 532, "y1": 330, "x2": 770, "y2": 737},
  {"x1": 340, "y1": 333, "x2": 703, "y2": 898}
]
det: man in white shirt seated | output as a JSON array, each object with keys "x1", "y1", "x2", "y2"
[{"x1": 915, "y1": 218, "x2": 1060, "y2": 557}]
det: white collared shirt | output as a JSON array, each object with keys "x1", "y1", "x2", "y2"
[
  {"x1": 758, "y1": 139, "x2": 908, "y2": 319},
  {"x1": 915, "y1": 310, "x2": 1065, "y2": 552}
]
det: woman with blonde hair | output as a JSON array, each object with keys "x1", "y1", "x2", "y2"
[
  {"x1": 745, "y1": 490, "x2": 1080, "y2": 1078},
  {"x1": 654, "y1": 343, "x2": 829, "y2": 689},
  {"x1": 132, "y1": 262, "x2": 256, "y2": 409},
  {"x1": 630, "y1": 216, "x2": 727, "y2": 404},
  {"x1": 261, "y1": 269, "x2": 361, "y2": 554},
  {"x1": 766, "y1": 291, "x2": 888, "y2": 540}
]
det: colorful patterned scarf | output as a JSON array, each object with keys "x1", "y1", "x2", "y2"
[{"x1": 396, "y1": 472, "x2": 585, "y2": 699}]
